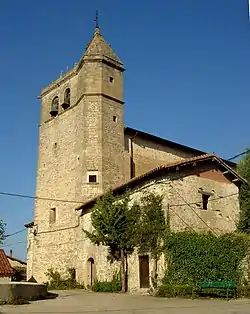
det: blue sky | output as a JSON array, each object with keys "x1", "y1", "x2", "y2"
[{"x1": 0, "y1": 0, "x2": 249, "y2": 260}]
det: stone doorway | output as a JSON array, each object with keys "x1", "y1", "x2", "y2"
[
  {"x1": 139, "y1": 255, "x2": 149, "y2": 288},
  {"x1": 87, "y1": 258, "x2": 95, "y2": 287}
]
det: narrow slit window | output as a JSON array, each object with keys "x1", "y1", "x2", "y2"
[
  {"x1": 89, "y1": 175, "x2": 97, "y2": 183},
  {"x1": 50, "y1": 208, "x2": 56, "y2": 223},
  {"x1": 109, "y1": 77, "x2": 114, "y2": 83},
  {"x1": 113, "y1": 116, "x2": 117, "y2": 122},
  {"x1": 202, "y1": 194, "x2": 210, "y2": 210}
]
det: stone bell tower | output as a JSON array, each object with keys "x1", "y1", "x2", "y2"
[{"x1": 27, "y1": 21, "x2": 125, "y2": 281}]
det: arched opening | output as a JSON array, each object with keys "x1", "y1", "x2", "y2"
[
  {"x1": 50, "y1": 96, "x2": 59, "y2": 117},
  {"x1": 87, "y1": 257, "x2": 95, "y2": 287},
  {"x1": 62, "y1": 88, "x2": 70, "y2": 110}
]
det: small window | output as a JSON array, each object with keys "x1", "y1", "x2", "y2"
[
  {"x1": 202, "y1": 194, "x2": 210, "y2": 210},
  {"x1": 50, "y1": 208, "x2": 56, "y2": 223},
  {"x1": 109, "y1": 77, "x2": 114, "y2": 83},
  {"x1": 89, "y1": 175, "x2": 97, "y2": 183},
  {"x1": 113, "y1": 116, "x2": 117, "y2": 122},
  {"x1": 54, "y1": 143, "x2": 57, "y2": 148}
]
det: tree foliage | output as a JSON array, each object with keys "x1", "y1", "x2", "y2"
[
  {"x1": 139, "y1": 193, "x2": 166, "y2": 258},
  {"x1": 164, "y1": 231, "x2": 250, "y2": 286},
  {"x1": 138, "y1": 193, "x2": 167, "y2": 288},
  {"x1": 237, "y1": 150, "x2": 250, "y2": 233},
  {"x1": 83, "y1": 191, "x2": 141, "y2": 292}
]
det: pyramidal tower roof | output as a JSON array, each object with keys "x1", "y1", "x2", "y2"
[{"x1": 77, "y1": 24, "x2": 123, "y2": 71}]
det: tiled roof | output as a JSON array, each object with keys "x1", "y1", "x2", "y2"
[
  {"x1": 76, "y1": 153, "x2": 246, "y2": 213},
  {"x1": 7, "y1": 255, "x2": 27, "y2": 266},
  {"x1": 83, "y1": 27, "x2": 122, "y2": 64},
  {"x1": 0, "y1": 249, "x2": 13, "y2": 276}
]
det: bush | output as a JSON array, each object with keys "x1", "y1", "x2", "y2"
[
  {"x1": 156, "y1": 284, "x2": 250, "y2": 299},
  {"x1": 46, "y1": 268, "x2": 84, "y2": 290},
  {"x1": 92, "y1": 271, "x2": 122, "y2": 293},
  {"x1": 237, "y1": 286, "x2": 250, "y2": 298},
  {"x1": 196, "y1": 288, "x2": 235, "y2": 299},
  {"x1": 164, "y1": 232, "x2": 250, "y2": 286},
  {"x1": 156, "y1": 284, "x2": 192, "y2": 298},
  {"x1": 92, "y1": 279, "x2": 122, "y2": 292},
  {"x1": 156, "y1": 285, "x2": 237, "y2": 299}
]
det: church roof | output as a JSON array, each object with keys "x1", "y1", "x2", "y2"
[
  {"x1": 77, "y1": 27, "x2": 123, "y2": 71},
  {"x1": 124, "y1": 127, "x2": 236, "y2": 169},
  {"x1": 77, "y1": 153, "x2": 246, "y2": 214}
]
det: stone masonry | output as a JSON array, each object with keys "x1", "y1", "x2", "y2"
[{"x1": 26, "y1": 24, "x2": 242, "y2": 289}]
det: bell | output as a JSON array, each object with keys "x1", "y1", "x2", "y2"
[
  {"x1": 62, "y1": 101, "x2": 70, "y2": 110},
  {"x1": 62, "y1": 89, "x2": 70, "y2": 110},
  {"x1": 50, "y1": 103, "x2": 58, "y2": 117}
]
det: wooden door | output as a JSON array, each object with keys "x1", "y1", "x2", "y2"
[
  {"x1": 87, "y1": 258, "x2": 94, "y2": 286},
  {"x1": 139, "y1": 255, "x2": 149, "y2": 288}
]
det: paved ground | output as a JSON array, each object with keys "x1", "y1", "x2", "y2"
[{"x1": 1, "y1": 290, "x2": 250, "y2": 314}]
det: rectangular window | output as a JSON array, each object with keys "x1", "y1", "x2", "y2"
[
  {"x1": 202, "y1": 194, "x2": 210, "y2": 210},
  {"x1": 89, "y1": 175, "x2": 97, "y2": 183},
  {"x1": 50, "y1": 208, "x2": 56, "y2": 223}
]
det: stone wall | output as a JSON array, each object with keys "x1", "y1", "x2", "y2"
[
  {"x1": 0, "y1": 277, "x2": 10, "y2": 283},
  {"x1": 124, "y1": 134, "x2": 198, "y2": 179},
  {"x1": 27, "y1": 168, "x2": 239, "y2": 288},
  {"x1": 0, "y1": 282, "x2": 47, "y2": 302}
]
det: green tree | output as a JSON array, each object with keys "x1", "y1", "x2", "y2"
[
  {"x1": 83, "y1": 191, "x2": 141, "y2": 292},
  {"x1": 0, "y1": 219, "x2": 5, "y2": 243},
  {"x1": 237, "y1": 150, "x2": 250, "y2": 233},
  {"x1": 138, "y1": 192, "x2": 167, "y2": 288}
]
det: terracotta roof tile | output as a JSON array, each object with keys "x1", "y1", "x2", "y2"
[{"x1": 0, "y1": 249, "x2": 13, "y2": 276}]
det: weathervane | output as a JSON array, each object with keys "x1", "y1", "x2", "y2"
[{"x1": 94, "y1": 10, "x2": 99, "y2": 29}]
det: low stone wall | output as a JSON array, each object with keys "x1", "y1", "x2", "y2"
[{"x1": 0, "y1": 282, "x2": 47, "y2": 302}]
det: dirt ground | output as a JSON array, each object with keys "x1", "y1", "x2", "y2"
[{"x1": 1, "y1": 290, "x2": 250, "y2": 314}]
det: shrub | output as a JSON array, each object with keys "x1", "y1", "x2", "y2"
[
  {"x1": 156, "y1": 284, "x2": 192, "y2": 298},
  {"x1": 156, "y1": 285, "x2": 237, "y2": 299},
  {"x1": 46, "y1": 268, "x2": 84, "y2": 290},
  {"x1": 164, "y1": 232, "x2": 250, "y2": 286},
  {"x1": 92, "y1": 280, "x2": 122, "y2": 292},
  {"x1": 92, "y1": 272, "x2": 122, "y2": 292},
  {"x1": 196, "y1": 288, "x2": 235, "y2": 299},
  {"x1": 237, "y1": 286, "x2": 250, "y2": 298}
]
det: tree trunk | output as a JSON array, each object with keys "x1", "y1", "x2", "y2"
[
  {"x1": 153, "y1": 257, "x2": 158, "y2": 288},
  {"x1": 121, "y1": 249, "x2": 126, "y2": 293},
  {"x1": 125, "y1": 252, "x2": 128, "y2": 292},
  {"x1": 151, "y1": 253, "x2": 158, "y2": 289}
]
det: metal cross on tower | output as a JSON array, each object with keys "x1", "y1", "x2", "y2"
[{"x1": 94, "y1": 10, "x2": 99, "y2": 29}]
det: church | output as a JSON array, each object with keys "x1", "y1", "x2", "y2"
[{"x1": 25, "y1": 22, "x2": 245, "y2": 291}]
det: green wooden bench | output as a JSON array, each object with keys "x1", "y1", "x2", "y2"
[{"x1": 192, "y1": 281, "x2": 237, "y2": 300}]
